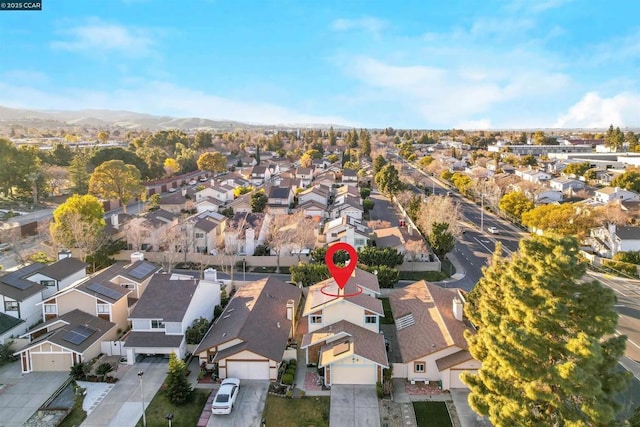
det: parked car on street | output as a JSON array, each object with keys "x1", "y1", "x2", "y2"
[
  {"x1": 487, "y1": 226, "x2": 499, "y2": 234},
  {"x1": 212, "y1": 378, "x2": 240, "y2": 415}
]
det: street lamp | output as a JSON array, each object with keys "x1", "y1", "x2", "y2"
[{"x1": 138, "y1": 371, "x2": 146, "y2": 427}]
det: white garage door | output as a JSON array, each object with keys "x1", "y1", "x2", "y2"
[
  {"x1": 331, "y1": 364, "x2": 377, "y2": 385},
  {"x1": 226, "y1": 360, "x2": 270, "y2": 380},
  {"x1": 450, "y1": 370, "x2": 469, "y2": 389},
  {"x1": 31, "y1": 353, "x2": 72, "y2": 372}
]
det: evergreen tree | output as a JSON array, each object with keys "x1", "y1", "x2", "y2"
[
  {"x1": 463, "y1": 236, "x2": 630, "y2": 426},
  {"x1": 255, "y1": 145, "x2": 261, "y2": 165},
  {"x1": 328, "y1": 126, "x2": 337, "y2": 146},
  {"x1": 359, "y1": 129, "x2": 371, "y2": 157},
  {"x1": 165, "y1": 353, "x2": 193, "y2": 405}
]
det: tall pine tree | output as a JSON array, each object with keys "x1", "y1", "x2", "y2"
[
  {"x1": 165, "y1": 352, "x2": 193, "y2": 405},
  {"x1": 463, "y1": 236, "x2": 630, "y2": 426}
]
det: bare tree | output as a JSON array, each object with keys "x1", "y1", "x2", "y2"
[
  {"x1": 416, "y1": 196, "x2": 463, "y2": 237},
  {"x1": 42, "y1": 165, "x2": 70, "y2": 197},
  {"x1": 268, "y1": 214, "x2": 298, "y2": 273},
  {"x1": 404, "y1": 238, "x2": 428, "y2": 270},
  {"x1": 124, "y1": 218, "x2": 149, "y2": 252},
  {"x1": 292, "y1": 212, "x2": 317, "y2": 261},
  {"x1": 367, "y1": 220, "x2": 392, "y2": 230},
  {"x1": 158, "y1": 223, "x2": 185, "y2": 273}
]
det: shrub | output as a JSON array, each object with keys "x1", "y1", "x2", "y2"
[
  {"x1": 376, "y1": 382, "x2": 384, "y2": 399},
  {"x1": 281, "y1": 373, "x2": 294, "y2": 385},
  {"x1": 96, "y1": 362, "x2": 114, "y2": 380},
  {"x1": 288, "y1": 359, "x2": 297, "y2": 366},
  {"x1": 70, "y1": 362, "x2": 90, "y2": 381}
]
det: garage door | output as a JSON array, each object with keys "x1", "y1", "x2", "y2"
[
  {"x1": 226, "y1": 361, "x2": 270, "y2": 380},
  {"x1": 331, "y1": 364, "x2": 377, "y2": 385},
  {"x1": 31, "y1": 353, "x2": 73, "y2": 372},
  {"x1": 450, "y1": 370, "x2": 469, "y2": 389}
]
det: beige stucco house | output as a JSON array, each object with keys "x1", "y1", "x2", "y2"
[
  {"x1": 389, "y1": 281, "x2": 480, "y2": 390},
  {"x1": 300, "y1": 269, "x2": 388, "y2": 386}
]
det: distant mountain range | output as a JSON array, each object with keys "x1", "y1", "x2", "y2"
[{"x1": 0, "y1": 106, "x2": 346, "y2": 131}]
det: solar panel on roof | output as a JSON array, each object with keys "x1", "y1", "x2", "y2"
[
  {"x1": 61, "y1": 325, "x2": 96, "y2": 345},
  {"x1": 128, "y1": 262, "x2": 156, "y2": 280},
  {"x1": 86, "y1": 282, "x2": 123, "y2": 301}
]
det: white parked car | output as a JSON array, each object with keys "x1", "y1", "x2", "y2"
[
  {"x1": 487, "y1": 226, "x2": 499, "y2": 234},
  {"x1": 188, "y1": 180, "x2": 197, "y2": 186},
  {"x1": 168, "y1": 187, "x2": 178, "y2": 193},
  {"x1": 212, "y1": 378, "x2": 240, "y2": 415}
]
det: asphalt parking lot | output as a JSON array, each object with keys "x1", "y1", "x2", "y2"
[{"x1": 208, "y1": 380, "x2": 269, "y2": 427}]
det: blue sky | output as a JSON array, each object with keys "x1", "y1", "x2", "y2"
[{"x1": 0, "y1": 0, "x2": 638, "y2": 129}]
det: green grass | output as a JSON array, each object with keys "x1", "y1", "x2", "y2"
[
  {"x1": 135, "y1": 388, "x2": 210, "y2": 427},
  {"x1": 399, "y1": 270, "x2": 449, "y2": 282},
  {"x1": 380, "y1": 298, "x2": 394, "y2": 324},
  {"x1": 413, "y1": 401, "x2": 452, "y2": 427},
  {"x1": 59, "y1": 394, "x2": 87, "y2": 427},
  {"x1": 263, "y1": 395, "x2": 330, "y2": 427}
]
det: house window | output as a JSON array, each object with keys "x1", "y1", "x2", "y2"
[
  {"x1": 151, "y1": 320, "x2": 165, "y2": 329},
  {"x1": 44, "y1": 304, "x2": 57, "y2": 314},
  {"x1": 97, "y1": 304, "x2": 110, "y2": 314},
  {"x1": 4, "y1": 301, "x2": 18, "y2": 311},
  {"x1": 365, "y1": 315, "x2": 377, "y2": 324},
  {"x1": 355, "y1": 239, "x2": 365, "y2": 246},
  {"x1": 310, "y1": 312, "x2": 323, "y2": 324},
  {"x1": 414, "y1": 362, "x2": 425, "y2": 373},
  {"x1": 195, "y1": 232, "x2": 205, "y2": 239},
  {"x1": 40, "y1": 280, "x2": 56, "y2": 287}
]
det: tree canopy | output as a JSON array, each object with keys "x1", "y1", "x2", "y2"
[
  {"x1": 611, "y1": 168, "x2": 640, "y2": 193},
  {"x1": 463, "y1": 236, "x2": 630, "y2": 426},
  {"x1": 499, "y1": 191, "x2": 535, "y2": 222},
  {"x1": 50, "y1": 194, "x2": 106, "y2": 261},
  {"x1": 522, "y1": 203, "x2": 596, "y2": 239},
  {"x1": 375, "y1": 164, "x2": 405, "y2": 197},
  {"x1": 196, "y1": 151, "x2": 227, "y2": 174},
  {"x1": 89, "y1": 160, "x2": 143, "y2": 214}
]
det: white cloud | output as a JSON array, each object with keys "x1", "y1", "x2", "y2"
[
  {"x1": 553, "y1": 92, "x2": 640, "y2": 128},
  {"x1": 330, "y1": 17, "x2": 388, "y2": 35},
  {"x1": 342, "y1": 56, "x2": 569, "y2": 126},
  {"x1": 2, "y1": 69, "x2": 49, "y2": 84},
  {"x1": 50, "y1": 18, "x2": 159, "y2": 57},
  {"x1": 0, "y1": 81, "x2": 355, "y2": 126}
]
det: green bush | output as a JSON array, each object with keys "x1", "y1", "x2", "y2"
[
  {"x1": 602, "y1": 259, "x2": 638, "y2": 278},
  {"x1": 282, "y1": 373, "x2": 294, "y2": 385},
  {"x1": 376, "y1": 382, "x2": 384, "y2": 398},
  {"x1": 288, "y1": 359, "x2": 297, "y2": 365}
]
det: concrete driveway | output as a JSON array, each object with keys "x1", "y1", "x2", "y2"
[
  {"x1": 208, "y1": 380, "x2": 269, "y2": 427},
  {"x1": 451, "y1": 389, "x2": 492, "y2": 427},
  {"x1": 330, "y1": 385, "x2": 380, "y2": 427},
  {"x1": 0, "y1": 361, "x2": 69, "y2": 427},
  {"x1": 82, "y1": 358, "x2": 168, "y2": 427}
]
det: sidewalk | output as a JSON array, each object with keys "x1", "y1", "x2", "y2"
[{"x1": 442, "y1": 250, "x2": 466, "y2": 282}]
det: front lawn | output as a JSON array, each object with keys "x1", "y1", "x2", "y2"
[
  {"x1": 380, "y1": 298, "x2": 394, "y2": 324},
  {"x1": 263, "y1": 394, "x2": 330, "y2": 427},
  {"x1": 399, "y1": 270, "x2": 448, "y2": 282},
  {"x1": 135, "y1": 388, "x2": 210, "y2": 427},
  {"x1": 413, "y1": 401, "x2": 452, "y2": 427},
  {"x1": 59, "y1": 394, "x2": 87, "y2": 427}
]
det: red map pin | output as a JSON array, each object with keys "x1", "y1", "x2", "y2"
[{"x1": 325, "y1": 242, "x2": 358, "y2": 289}]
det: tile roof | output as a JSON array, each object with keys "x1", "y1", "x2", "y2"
[
  {"x1": 35, "y1": 258, "x2": 86, "y2": 281},
  {"x1": 17, "y1": 309, "x2": 114, "y2": 354},
  {"x1": 314, "y1": 320, "x2": 388, "y2": 368},
  {"x1": 435, "y1": 349, "x2": 473, "y2": 370},
  {"x1": 389, "y1": 281, "x2": 470, "y2": 362},
  {"x1": 195, "y1": 277, "x2": 302, "y2": 361},
  {"x1": 129, "y1": 274, "x2": 198, "y2": 322}
]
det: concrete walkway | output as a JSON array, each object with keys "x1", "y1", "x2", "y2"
[
  {"x1": 330, "y1": 385, "x2": 380, "y2": 427},
  {"x1": 450, "y1": 390, "x2": 492, "y2": 427}
]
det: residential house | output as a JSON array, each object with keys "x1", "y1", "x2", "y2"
[
  {"x1": 322, "y1": 216, "x2": 371, "y2": 249},
  {"x1": 224, "y1": 212, "x2": 268, "y2": 256},
  {"x1": 330, "y1": 194, "x2": 363, "y2": 221},
  {"x1": 527, "y1": 189, "x2": 564, "y2": 204},
  {"x1": 227, "y1": 193, "x2": 253, "y2": 215},
  {"x1": 298, "y1": 200, "x2": 327, "y2": 219},
  {"x1": 189, "y1": 211, "x2": 227, "y2": 254},
  {"x1": 298, "y1": 186, "x2": 330, "y2": 207},
  {"x1": 124, "y1": 209, "x2": 178, "y2": 252},
  {"x1": 594, "y1": 187, "x2": 640, "y2": 204},
  {"x1": 300, "y1": 269, "x2": 388, "y2": 385},
  {"x1": 195, "y1": 277, "x2": 302, "y2": 380},
  {"x1": 342, "y1": 168, "x2": 358, "y2": 186},
  {"x1": 549, "y1": 177, "x2": 586, "y2": 194},
  {"x1": 515, "y1": 169, "x2": 552, "y2": 184},
  {"x1": 124, "y1": 273, "x2": 220, "y2": 363},
  {"x1": 295, "y1": 167, "x2": 314, "y2": 187},
  {"x1": 15, "y1": 309, "x2": 116, "y2": 373},
  {"x1": 267, "y1": 186, "x2": 293, "y2": 215},
  {"x1": 247, "y1": 165, "x2": 272, "y2": 186},
  {"x1": 195, "y1": 197, "x2": 223, "y2": 213},
  {"x1": 389, "y1": 281, "x2": 480, "y2": 389},
  {"x1": 590, "y1": 224, "x2": 640, "y2": 258},
  {"x1": 197, "y1": 184, "x2": 236, "y2": 204},
  {"x1": 374, "y1": 227, "x2": 406, "y2": 254},
  {"x1": 0, "y1": 258, "x2": 87, "y2": 343},
  {"x1": 158, "y1": 188, "x2": 196, "y2": 214}
]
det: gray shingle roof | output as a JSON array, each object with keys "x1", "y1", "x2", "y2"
[
  {"x1": 124, "y1": 332, "x2": 184, "y2": 348},
  {"x1": 195, "y1": 277, "x2": 302, "y2": 362},
  {"x1": 0, "y1": 312, "x2": 24, "y2": 335},
  {"x1": 129, "y1": 274, "x2": 197, "y2": 322},
  {"x1": 0, "y1": 263, "x2": 46, "y2": 301},
  {"x1": 314, "y1": 320, "x2": 388, "y2": 367},
  {"x1": 35, "y1": 258, "x2": 87, "y2": 281}
]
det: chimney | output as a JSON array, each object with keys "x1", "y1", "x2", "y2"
[
  {"x1": 111, "y1": 214, "x2": 119, "y2": 228},
  {"x1": 286, "y1": 299, "x2": 294, "y2": 321},
  {"x1": 452, "y1": 297, "x2": 464, "y2": 322},
  {"x1": 277, "y1": 322, "x2": 281, "y2": 329},
  {"x1": 181, "y1": 187, "x2": 187, "y2": 197},
  {"x1": 204, "y1": 268, "x2": 218, "y2": 282},
  {"x1": 130, "y1": 251, "x2": 144, "y2": 263},
  {"x1": 58, "y1": 249, "x2": 71, "y2": 260}
]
